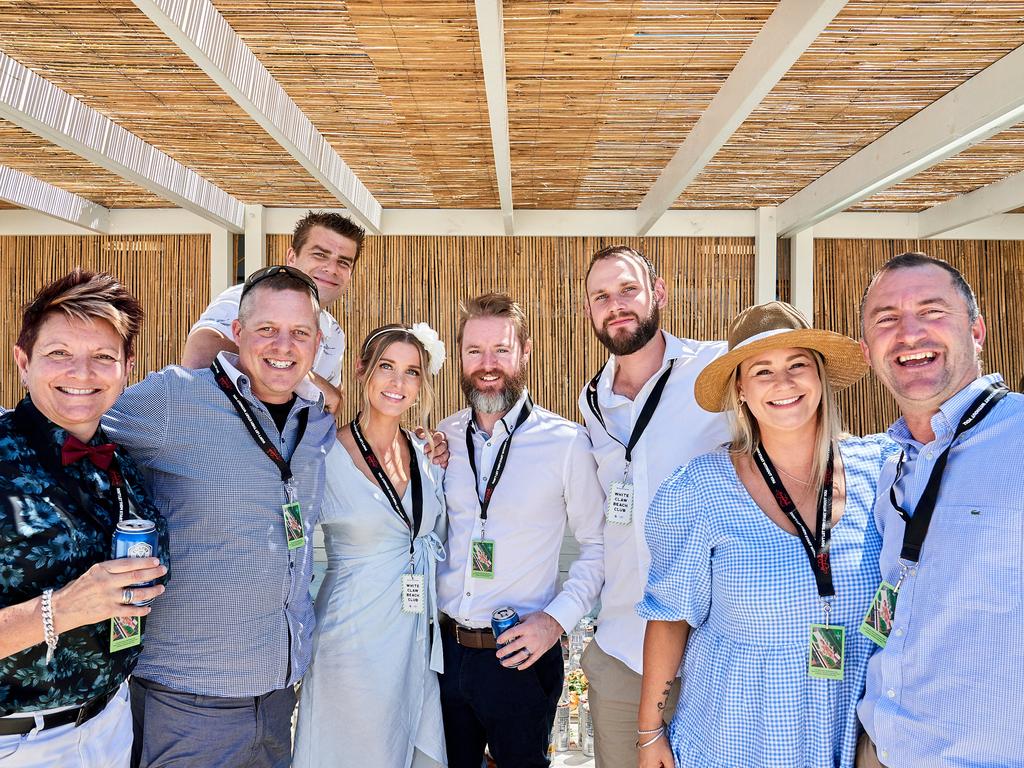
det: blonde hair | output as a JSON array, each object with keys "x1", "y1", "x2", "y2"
[
  {"x1": 457, "y1": 292, "x2": 529, "y2": 349},
  {"x1": 356, "y1": 324, "x2": 435, "y2": 428},
  {"x1": 724, "y1": 349, "x2": 846, "y2": 493}
]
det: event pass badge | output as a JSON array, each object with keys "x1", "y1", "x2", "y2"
[
  {"x1": 807, "y1": 624, "x2": 845, "y2": 680},
  {"x1": 110, "y1": 616, "x2": 141, "y2": 653},
  {"x1": 283, "y1": 501, "x2": 305, "y2": 550},
  {"x1": 470, "y1": 539, "x2": 495, "y2": 579},
  {"x1": 401, "y1": 573, "x2": 425, "y2": 614},
  {"x1": 859, "y1": 581, "x2": 899, "y2": 648},
  {"x1": 606, "y1": 481, "x2": 634, "y2": 525}
]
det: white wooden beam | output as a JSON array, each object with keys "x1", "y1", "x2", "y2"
[
  {"x1": 474, "y1": 0, "x2": 514, "y2": 235},
  {"x1": 919, "y1": 170, "x2": 1024, "y2": 238},
  {"x1": 133, "y1": 0, "x2": 382, "y2": 234},
  {"x1": 210, "y1": 228, "x2": 234, "y2": 296},
  {"x1": 790, "y1": 227, "x2": 814, "y2": 321},
  {"x1": 243, "y1": 204, "x2": 266, "y2": 277},
  {"x1": 0, "y1": 164, "x2": 110, "y2": 233},
  {"x1": 0, "y1": 50, "x2": 244, "y2": 233},
  {"x1": 754, "y1": 206, "x2": 777, "y2": 303},
  {"x1": 777, "y1": 43, "x2": 1024, "y2": 236},
  {"x1": 636, "y1": 0, "x2": 847, "y2": 235}
]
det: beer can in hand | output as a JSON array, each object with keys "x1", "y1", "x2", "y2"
[{"x1": 113, "y1": 519, "x2": 159, "y2": 606}]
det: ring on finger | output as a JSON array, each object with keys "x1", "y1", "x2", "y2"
[{"x1": 120, "y1": 588, "x2": 134, "y2": 605}]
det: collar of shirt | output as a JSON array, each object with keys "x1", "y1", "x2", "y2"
[
  {"x1": 596, "y1": 330, "x2": 685, "y2": 413},
  {"x1": 887, "y1": 373, "x2": 1005, "y2": 451},
  {"x1": 469, "y1": 388, "x2": 531, "y2": 440},
  {"x1": 215, "y1": 351, "x2": 324, "y2": 407}
]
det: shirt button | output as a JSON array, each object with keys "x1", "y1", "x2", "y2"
[
  {"x1": 486, "y1": 441, "x2": 492, "y2": 447},
  {"x1": 926, "y1": 452, "x2": 934, "y2": 460},
  {"x1": 881, "y1": 751, "x2": 889, "y2": 759},
  {"x1": 465, "y1": 591, "x2": 471, "y2": 597},
  {"x1": 910, "y1": 568, "x2": 918, "y2": 576},
  {"x1": 894, "y1": 627, "x2": 903, "y2": 637},
  {"x1": 887, "y1": 689, "x2": 895, "y2": 698}
]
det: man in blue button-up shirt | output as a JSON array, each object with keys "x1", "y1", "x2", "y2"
[
  {"x1": 104, "y1": 269, "x2": 336, "y2": 768},
  {"x1": 857, "y1": 252, "x2": 1024, "y2": 768}
]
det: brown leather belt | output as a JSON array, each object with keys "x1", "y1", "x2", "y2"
[
  {"x1": 0, "y1": 686, "x2": 118, "y2": 735},
  {"x1": 442, "y1": 616, "x2": 497, "y2": 649}
]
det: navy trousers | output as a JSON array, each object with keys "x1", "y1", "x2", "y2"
[{"x1": 439, "y1": 634, "x2": 563, "y2": 768}]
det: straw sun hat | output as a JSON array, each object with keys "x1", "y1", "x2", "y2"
[{"x1": 694, "y1": 301, "x2": 868, "y2": 413}]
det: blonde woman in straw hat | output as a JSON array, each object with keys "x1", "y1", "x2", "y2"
[
  {"x1": 293, "y1": 323, "x2": 449, "y2": 768},
  {"x1": 634, "y1": 302, "x2": 896, "y2": 768}
]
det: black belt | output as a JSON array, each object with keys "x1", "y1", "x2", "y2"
[{"x1": 0, "y1": 686, "x2": 119, "y2": 735}]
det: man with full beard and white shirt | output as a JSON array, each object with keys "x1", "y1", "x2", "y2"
[
  {"x1": 435, "y1": 293, "x2": 604, "y2": 768},
  {"x1": 578, "y1": 245, "x2": 729, "y2": 767}
]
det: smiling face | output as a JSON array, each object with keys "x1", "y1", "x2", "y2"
[
  {"x1": 737, "y1": 347, "x2": 823, "y2": 437},
  {"x1": 286, "y1": 224, "x2": 358, "y2": 305},
  {"x1": 231, "y1": 287, "x2": 321, "y2": 404},
  {"x1": 584, "y1": 255, "x2": 666, "y2": 356},
  {"x1": 459, "y1": 315, "x2": 531, "y2": 414},
  {"x1": 359, "y1": 340, "x2": 424, "y2": 419},
  {"x1": 860, "y1": 264, "x2": 985, "y2": 422},
  {"x1": 14, "y1": 313, "x2": 132, "y2": 441}
]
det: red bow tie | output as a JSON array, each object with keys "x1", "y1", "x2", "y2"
[{"x1": 61, "y1": 435, "x2": 116, "y2": 471}]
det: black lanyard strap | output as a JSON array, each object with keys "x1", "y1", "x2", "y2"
[
  {"x1": 890, "y1": 382, "x2": 1008, "y2": 563},
  {"x1": 211, "y1": 359, "x2": 309, "y2": 485},
  {"x1": 465, "y1": 395, "x2": 534, "y2": 523},
  {"x1": 753, "y1": 445, "x2": 836, "y2": 599},
  {"x1": 586, "y1": 361, "x2": 673, "y2": 463},
  {"x1": 350, "y1": 418, "x2": 423, "y2": 554}
]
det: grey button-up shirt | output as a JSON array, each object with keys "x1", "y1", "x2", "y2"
[{"x1": 103, "y1": 353, "x2": 335, "y2": 697}]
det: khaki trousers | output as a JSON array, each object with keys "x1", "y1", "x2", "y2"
[
  {"x1": 855, "y1": 731, "x2": 887, "y2": 768},
  {"x1": 581, "y1": 639, "x2": 680, "y2": 768}
]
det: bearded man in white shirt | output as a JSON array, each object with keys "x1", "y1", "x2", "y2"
[
  {"x1": 578, "y1": 245, "x2": 729, "y2": 767},
  {"x1": 436, "y1": 292, "x2": 604, "y2": 768}
]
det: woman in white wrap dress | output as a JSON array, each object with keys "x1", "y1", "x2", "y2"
[{"x1": 293, "y1": 323, "x2": 448, "y2": 768}]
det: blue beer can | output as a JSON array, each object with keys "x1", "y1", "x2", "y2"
[
  {"x1": 491, "y1": 607, "x2": 520, "y2": 644},
  {"x1": 113, "y1": 519, "x2": 159, "y2": 606}
]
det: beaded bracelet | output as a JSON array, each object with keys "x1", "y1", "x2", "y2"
[{"x1": 41, "y1": 588, "x2": 57, "y2": 664}]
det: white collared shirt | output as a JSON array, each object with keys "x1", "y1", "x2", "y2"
[
  {"x1": 579, "y1": 331, "x2": 729, "y2": 673},
  {"x1": 437, "y1": 391, "x2": 605, "y2": 632}
]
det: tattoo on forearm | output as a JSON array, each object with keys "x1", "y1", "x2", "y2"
[{"x1": 656, "y1": 679, "x2": 672, "y2": 711}]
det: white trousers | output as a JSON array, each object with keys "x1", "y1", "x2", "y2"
[{"x1": 0, "y1": 682, "x2": 131, "y2": 767}]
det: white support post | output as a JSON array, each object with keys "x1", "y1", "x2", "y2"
[
  {"x1": 209, "y1": 228, "x2": 234, "y2": 297},
  {"x1": 244, "y1": 204, "x2": 266, "y2": 277},
  {"x1": 790, "y1": 227, "x2": 815, "y2": 322},
  {"x1": 754, "y1": 207, "x2": 778, "y2": 304}
]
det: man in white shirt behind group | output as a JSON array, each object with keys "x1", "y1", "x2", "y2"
[
  {"x1": 436, "y1": 292, "x2": 604, "y2": 768},
  {"x1": 579, "y1": 245, "x2": 729, "y2": 766},
  {"x1": 181, "y1": 210, "x2": 363, "y2": 413}
]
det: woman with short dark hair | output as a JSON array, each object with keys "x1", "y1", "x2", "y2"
[{"x1": 0, "y1": 269, "x2": 167, "y2": 767}]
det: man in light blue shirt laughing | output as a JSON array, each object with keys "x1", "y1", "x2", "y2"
[{"x1": 857, "y1": 252, "x2": 1024, "y2": 768}]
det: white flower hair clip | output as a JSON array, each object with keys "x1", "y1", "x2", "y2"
[{"x1": 409, "y1": 322, "x2": 446, "y2": 375}]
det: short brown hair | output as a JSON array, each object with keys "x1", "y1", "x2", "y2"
[
  {"x1": 17, "y1": 269, "x2": 144, "y2": 358},
  {"x1": 585, "y1": 245, "x2": 658, "y2": 290},
  {"x1": 292, "y1": 210, "x2": 366, "y2": 261},
  {"x1": 457, "y1": 293, "x2": 530, "y2": 348}
]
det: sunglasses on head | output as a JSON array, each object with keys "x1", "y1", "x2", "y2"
[{"x1": 240, "y1": 265, "x2": 319, "y2": 302}]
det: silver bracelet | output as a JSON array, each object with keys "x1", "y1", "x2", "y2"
[
  {"x1": 637, "y1": 724, "x2": 665, "y2": 735},
  {"x1": 636, "y1": 727, "x2": 665, "y2": 749},
  {"x1": 41, "y1": 589, "x2": 57, "y2": 664}
]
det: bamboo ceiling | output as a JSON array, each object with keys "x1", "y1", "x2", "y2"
[{"x1": 1, "y1": 1, "x2": 1024, "y2": 214}]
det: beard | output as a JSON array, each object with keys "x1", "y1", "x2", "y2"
[
  {"x1": 593, "y1": 305, "x2": 661, "y2": 356},
  {"x1": 461, "y1": 366, "x2": 528, "y2": 414}
]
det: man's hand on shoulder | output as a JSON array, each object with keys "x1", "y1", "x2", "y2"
[
  {"x1": 495, "y1": 611, "x2": 563, "y2": 671},
  {"x1": 416, "y1": 427, "x2": 449, "y2": 469},
  {"x1": 309, "y1": 372, "x2": 344, "y2": 415}
]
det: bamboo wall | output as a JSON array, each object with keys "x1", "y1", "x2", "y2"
[
  {"x1": 0, "y1": 235, "x2": 209, "y2": 409},
  {"x1": 267, "y1": 235, "x2": 756, "y2": 426},
  {"x1": 3, "y1": 234, "x2": 1022, "y2": 439}
]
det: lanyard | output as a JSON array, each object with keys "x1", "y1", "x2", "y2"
[
  {"x1": 753, "y1": 445, "x2": 836, "y2": 600},
  {"x1": 889, "y1": 382, "x2": 1008, "y2": 564},
  {"x1": 585, "y1": 361, "x2": 673, "y2": 463},
  {"x1": 12, "y1": 400, "x2": 132, "y2": 535},
  {"x1": 211, "y1": 359, "x2": 309, "y2": 496},
  {"x1": 349, "y1": 418, "x2": 423, "y2": 556},
  {"x1": 465, "y1": 394, "x2": 534, "y2": 530}
]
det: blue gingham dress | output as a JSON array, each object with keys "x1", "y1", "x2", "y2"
[{"x1": 637, "y1": 436, "x2": 896, "y2": 768}]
